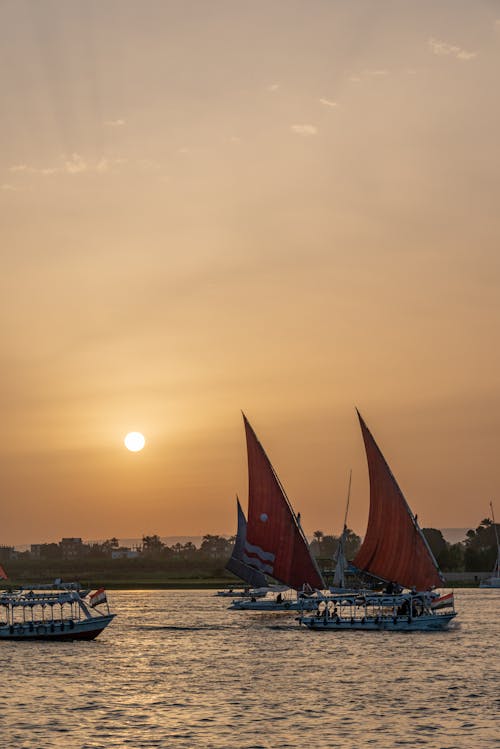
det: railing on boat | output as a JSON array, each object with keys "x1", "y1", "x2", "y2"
[
  {"x1": 0, "y1": 588, "x2": 108, "y2": 630},
  {"x1": 300, "y1": 592, "x2": 455, "y2": 622}
]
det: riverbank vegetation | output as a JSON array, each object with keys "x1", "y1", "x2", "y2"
[{"x1": 0, "y1": 517, "x2": 496, "y2": 589}]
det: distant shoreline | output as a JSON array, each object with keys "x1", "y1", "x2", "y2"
[
  {"x1": 0, "y1": 577, "x2": 484, "y2": 590},
  {"x1": 9, "y1": 528, "x2": 471, "y2": 552}
]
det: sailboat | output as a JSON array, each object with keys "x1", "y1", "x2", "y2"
[
  {"x1": 330, "y1": 470, "x2": 353, "y2": 593},
  {"x1": 216, "y1": 498, "x2": 268, "y2": 597},
  {"x1": 230, "y1": 414, "x2": 325, "y2": 611},
  {"x1": 479, "y1": 502, "x2": 500, "y2": 589},
  {"x1": 351, "y1": 410, "x2": 445, "y2": 591},
  {"x1": 299, "y1": 411, "x2": 457, "y2": 631}
]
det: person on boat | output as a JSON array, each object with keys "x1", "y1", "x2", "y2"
[
  {"x1": 397, "y1": 599, "x2": 410, "y2": 616},
  {"x1": 276, "y1": 593, "x2": 282, "y2": 603},
  {"x1": 411, "y1": 596, "x2": 424, "y2": 617},
  {"x1": 299, "y1": 583, "x2": 313, "y2": 599},
  {"x1": 385, "y1": 581, "x2": 395, "y2": 594}
]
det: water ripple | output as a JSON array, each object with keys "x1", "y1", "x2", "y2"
[{"x1": 1, "y1": 589, "x2": 498, "y2": 748}]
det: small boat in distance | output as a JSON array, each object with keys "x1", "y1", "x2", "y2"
[
  {"x1": 479, "y1": 502, "x2": 500, "y2": 589},
  {"x1": 299, "y1": 411, "x2": 456, "y2": 631},
  {"x1": 230, "y1": 414, "x2": 325, "y2": 611},
  {"x1": 216, "y1": 588, "x2": 266, "y2": 598},
  {"x1": 232, "y1": 588, "x2": 319, "y2": 611},
  {"x1": 0, "y1": 585, "x2": 115, "y2": 640}
]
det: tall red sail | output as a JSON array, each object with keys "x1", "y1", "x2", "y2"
[
  {"x1": 242, "y1": 414, "x2": 324, "y2": 591},
  {"x1": 353, "y1": 411, "x2": 443, "y2": 591}
]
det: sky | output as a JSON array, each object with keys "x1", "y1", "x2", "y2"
[{"x1": 1, "y1": 1, "x2": 499, "y2": 546}]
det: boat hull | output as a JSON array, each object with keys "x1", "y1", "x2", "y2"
[
  {"x1": 299, "y1": 612, "x2": 456, "y2": 631},
  {"x1": 0, "y1": 614, "x2": 115, "y2": 641},
  {"x1": 216, "y1": 590, "x2": 266, "y2": 598},
  {"x1": 230, "y1": 598, "x2": 318, "y2": 611},
  {"x1": 479, "y1": 578, "x2": 500, "y2": 588}
]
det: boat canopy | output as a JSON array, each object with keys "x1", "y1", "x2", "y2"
[
  {"x1": 243, "y1": 414, "x2": 325, "y2": 591},
  {"x1": 225, "y1": 497, "x2": 268, "y2": 588},
  {"x1": 353, "y1": 411, "x2": 443, "y2": 591},
  {"x1": 0, "y1": 591, "x2": 81, "y2": 605}
]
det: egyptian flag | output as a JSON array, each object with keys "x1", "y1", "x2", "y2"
[
  {"x1": 89, "y1": 588, "x2": 107, "y2": 607},
  {"x1": 431, "y1": 592, "x2": 454, "y2": 610},
  {"x1": 0, "y1": 564, "x2": 8, "y2": 580}
]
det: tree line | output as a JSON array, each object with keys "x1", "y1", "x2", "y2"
[
  {"x1": 422, "y1": 517, "x2": 498, "y2": 572},
  {"x1": 1, "y1": 517, "x2": 497, "y2": 583}
]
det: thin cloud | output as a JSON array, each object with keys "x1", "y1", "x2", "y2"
[
  {"x1": 1, "y1": 183, "x2": 18, "y2": 191},
  {"x1": 104, "y1": 119, "x2": 125, "y2": 127},
  {"x1": 290, "y1": 124, "x2": 318, "y2": 136},
  {"x1": 429, "y1": 37, "x2": 477, "y2": 60},
  {"x1": 319, "y1": 98, "x2": 337, "y2": 108},
  {"x1": 349, "y1": 70, "x2": 388, "y2": 83},
  {"x1": 267, "y1": 83, "x2": 280, "y2": 92},
  {"x1": 64, "y1": 153, "x2": 87, "y2": 174},
  {"x1": 7, "y1": 154, "x2": 124, "y2": 177}
]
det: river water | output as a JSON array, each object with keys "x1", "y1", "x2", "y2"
[{"x1": 1, "y1": 589, "x2": 498, "y2": 748}]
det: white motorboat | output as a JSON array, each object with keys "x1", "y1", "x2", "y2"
[
  {"x1": 216, "y1": 588, "x2": 266, "y2": 598},
  {"x1": 298, "y1": 591, "x2": 456, "y2": 631},
  {"x1": 480, "y1": 575, "x2": 500, "y2": 589},
  {"x1": 0, "y1": 585, "x2": 115, "y2": 640},
  {"x1": 230, "y1": 587, "x2": 319, "y2": 611}
]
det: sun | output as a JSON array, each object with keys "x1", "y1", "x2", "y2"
[{"x1": 124, "y1": 432, "x2": 146, "y2": 452}]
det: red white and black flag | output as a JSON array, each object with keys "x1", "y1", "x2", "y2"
[
  {"x1": 431, "y1": 592, "x2": 454, "y2": 610},
  {"x1": 89, "y1": 588, "x2": 107, "y2": 607}
]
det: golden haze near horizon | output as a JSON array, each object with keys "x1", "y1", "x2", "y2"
[{"x1": 1, "y1": 2, "x2": 499, "y2": 546}]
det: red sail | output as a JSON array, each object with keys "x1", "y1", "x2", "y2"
[
  {"x1": 243, "y1": 415, "x2": 324, "y2": 591},
  {"x1": 353, "y1": 411, "x2": 443, "y2": 591}
]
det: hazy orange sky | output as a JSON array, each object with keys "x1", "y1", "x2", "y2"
[{"x1": 1, "y1": 1, "x2": 499, "y2": 545}]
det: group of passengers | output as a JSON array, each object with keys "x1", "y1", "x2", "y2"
[{"x1": 384, "y1": 580, "x2": 403, "y2": 594}]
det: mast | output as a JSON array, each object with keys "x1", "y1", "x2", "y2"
[
  {"x1": 332, "y1": 469, "x2": 352, "y2": 589},
  {"x1": 343, "y1": 469, "x2": 352, "y2": 531}
]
